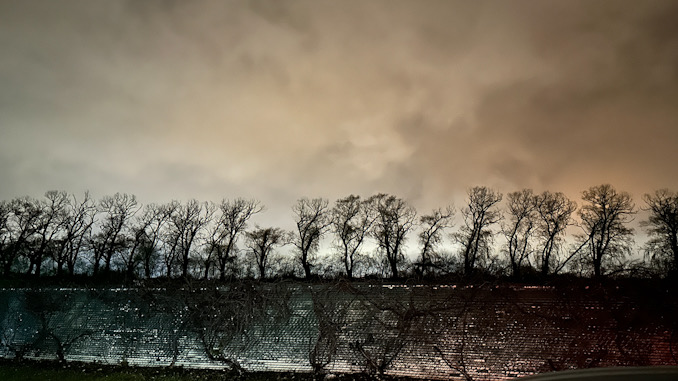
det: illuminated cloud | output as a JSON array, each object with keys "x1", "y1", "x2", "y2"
[{"x1": 1, "y1": 0, "x2": 677, "y2": 230}]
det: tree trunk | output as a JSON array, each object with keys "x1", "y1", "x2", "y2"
[
  {"x1": 219, "y1": 261, "x2": 227, "y2": 281},
  {"x1": 35, "y1": 260, "x2": 42, "y2": 277},
  {"x1": 303, "y1": 261, "x2": 312, "y2": 279},
  {"x1": 512, "y1": 262, "x2": 520, "y2": 279},
  {"x1": 463, "y1": 232, "x2": 476, "y2": 276},
  {"x1": 593, "y1": 257, "x2": 602, "y2": 278},
  {"x1": 389, "y1": 258, "x2": 398, "y2": 279},
  {"x1": 182, "y1": 258, "x2": 189, "y2": 279},
  {"x1": 345, "y1": 256, "x2": 353, "y2": 279},
  {"x1": 104, "y1": 252, "x2": 113, "y2": 273},
  {"x1": 203, "y1": 261, "x2": 211, "y2": 280}
]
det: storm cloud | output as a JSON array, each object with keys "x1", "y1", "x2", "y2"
[{"x1": 1, "y1": 0, "x2": 677, "y2": 228}]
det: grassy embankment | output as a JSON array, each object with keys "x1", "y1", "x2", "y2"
[
  {"x1": 0, "y1": 359, "x2": 305, "y2": 381},
  {"x1": 0, "y1": 359, "x2": 415, "y2": 381}
]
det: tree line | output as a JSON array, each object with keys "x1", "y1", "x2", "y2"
[{"x1": 0, "y1": 184, "x2": 677, "y2": 281}]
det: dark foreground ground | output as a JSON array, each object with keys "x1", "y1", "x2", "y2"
[
  {"x1": 3, "y1": 278, "x2": 677, "y2": 379},
  {"x1": 0, "y1": 359, "x2": 417, "y2": 381}
]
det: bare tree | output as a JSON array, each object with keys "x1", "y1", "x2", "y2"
[
  {"x1": 119, "y1": 202, "x2": 180, "y2": 280},
  {"x1": 0, "y1": 201, "x2": 11, "y2": 272},
  {"x1": 25, "y1": 191, "x2": 69, "y2": 276},
  {"x1": 2, "y1": 197, "x2": 43, "y2": 276},
  {"x1": 0, "y1": 200, "x2": 14, "y2": 276},
  {"x1": 120, "y1": 210, "x2": 153, "y2": 279},
  {"x1": 417, "y1": 206, "x2": 455, "y2": 277},
  {"x1": 642, "y1": 189, "x2": 678, "y2": 273},
  {"x1": 292, "y1": 198, "x2": 331, "y2": 279},
  {"x1": 502, "y1": 190, "x2": 537, "y2": 279},
  {"x1": 91, "y1": 193, "x2": 140, "y2": 275},
  {"x1": 159, "y1": 201, "x2": 182, "y2": 278},
  {"x1": 454, "y1": 186, "x2": 503, "y2": 276},
  {"x1": 331, "y1": 195, "x2": 376, "y2": 279},
  {"x1": 535, "y1": 191, "x2": 577, "y2": 276},
  {"x1": 127, "y1": 232, "x2": 152, "y2": 279},
  {"x1": 370, "y1": 194, "x2": 417, "y2": 279},
  {"x1": 54, "y1": 192, "x2": 96, "y2": 276},
  {"x1": 167, "y1": 199, "x2": 215, "y2": 279},
  {"x1": 579, "y1": 184, "x2": 635, "y2": 278},
  {"x1": 206, "y1": 199, "x2": 263, "y2": 280},
  {"x1": 245, "y1": 226, "x2": 287, "y2": 279},
  {"x1": 134, "y1": 203, "x2": 175, "y2": 279}
]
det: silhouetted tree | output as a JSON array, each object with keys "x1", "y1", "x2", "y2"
[
  {"x1": 53, "y1": 192, "x2": 96, "y2": 276},
  {"x1": 292, "y1": 198, "x2": 330, "y2": 279},
  {"x1": 135, "y1": 203, "x2": 175, "y2": 279},
  {"x1": 579, "y1": 184, "x2": 635, "y2": 278},
  {"x1": 2, "y1": 197, "x2": 43, "y2": 276},
  {"x1": 160, "y1": 201, "x2": 182, "y2": 278},
  {"x1": 331, "y1": 195, "x2": 376, "y2": 279},
  {"x1": 25, "y1": 191, "x2": 68, "y2": 276},
  {"x1": 535, "y1": 191, "x2": 576, "y2": 276},
  {"x1": 91, "y1": 193, "x2": 140, "y2": 275},
  {"x1": 370, "y1": 194, "x2": 417, "y2": 279},
  {"x1": 199, "y1": 230, "x2": 219, "y2": 280},
  {"x1": 119, "y1": 230, "x2": 143, "y2": 279},
  {"x1": 0, "y1": 200, "x2": 11, "y2": 273},
  {"x1": 167, "y1": 199, "x2": 214, "y2": 279},
  {"x1": 454, "y1": 186, "x2": 503, "y2": 276},
  {"x1": 417, "y1": 206, "x2": 454, "y2": 277},
  {"x1": 207, "y1": 198, "x2": 262, "y2": 280},
  {"x1": 642, "y1": 189, "x2": 678, "y2": 274},
  {"x1": 502, "y1": 189, "x2": 537, "y2": 279},
  {"x1": 120, "y1": 209, "x2": 157, "y2": 279},
  {"x1": 245, "y1": 226, "x2": 287, "y2": 279}
]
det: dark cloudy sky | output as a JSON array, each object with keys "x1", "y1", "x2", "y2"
[{"x1": 2, "y1": 0, "x2": 678, "y2": 229}]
